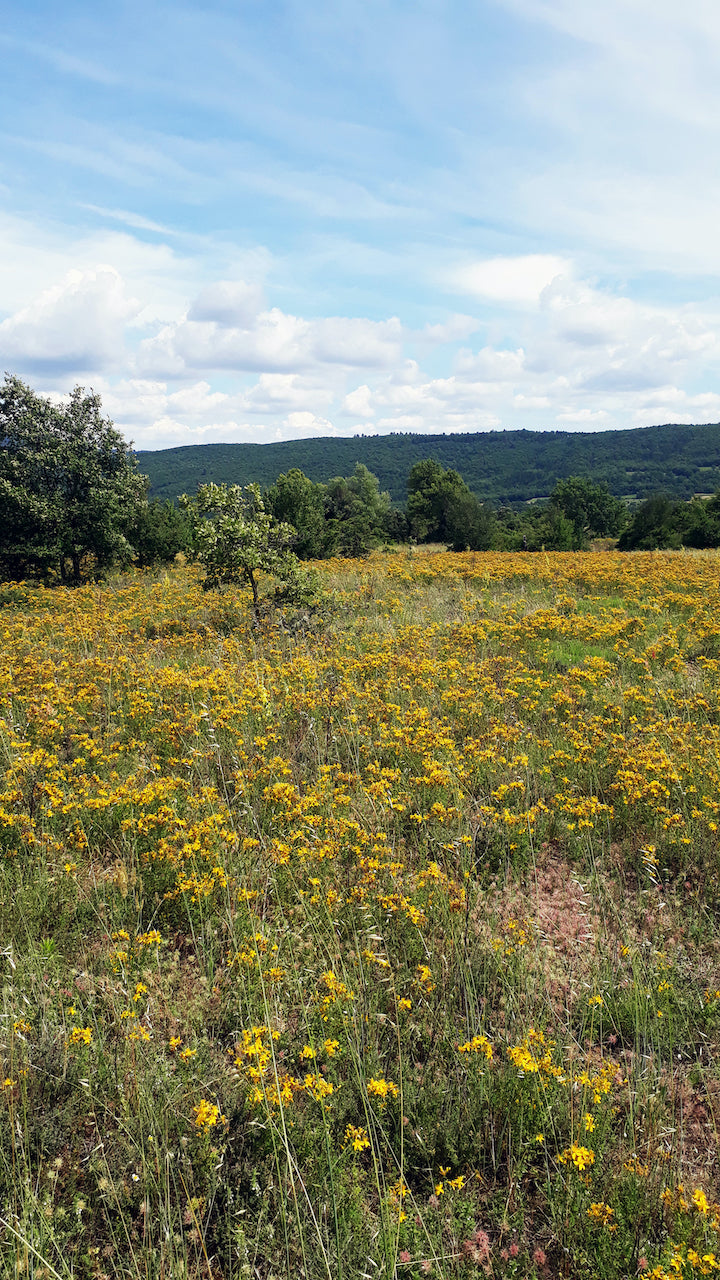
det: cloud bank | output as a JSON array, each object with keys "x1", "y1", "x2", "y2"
[{"x1": 3, "y1": 247, "x2": 716, "y2": 450}]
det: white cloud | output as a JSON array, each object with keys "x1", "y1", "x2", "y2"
[
  {"x1": 0, "y1": 266, "x2": 140, "y2": 373},
  {"x1": 0, "y1": 212, "x2": 270, "y2": 330},
  {"x1": 1, "y1": 213, "x2": 719, "y2": 449},
  {"x1": 455, "y1": 347, "x2": 526, "y2": 379},
  {"x1": 343, "y1": 384, "x2": 375, "y2": 417},
  {"x1": 187, "y1": 280, "x2": 264, "y2": 327},
  {"x1": 419, "y1": 314, "x2": 481, "y2": 344},
  {"x1": 451, "y1": 255, "x2": 570, "y2": 305},
  {"x1": 136, "y1": 302, "x2": 404, "y2": 377},
  {"x1": 242, "y1": 373, "x2": 334, "y2": 413},
  {"x1": 557, "y1": 408, "x2": 610, "y2": 423},
  {"x1": 79, "y1": 205, "x2": 178, "y2": 236},
  {"x1": 284, "y1": 411, "x2": 335, "y2": 435}
]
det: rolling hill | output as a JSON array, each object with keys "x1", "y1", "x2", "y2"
[{"x1": 135, "y1": 421, "x2": 720, "y2": 506}]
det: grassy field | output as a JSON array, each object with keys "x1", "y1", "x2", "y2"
[{"x1": 2, "y1": 550, "x2": 720, "y2": 1280}]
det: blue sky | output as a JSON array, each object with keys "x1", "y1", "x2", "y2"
[{"x1": 2, "y1": 0, "x2": 720, "y2": 448}]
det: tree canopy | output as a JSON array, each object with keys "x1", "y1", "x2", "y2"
[
  {"x1": 0, "y1": 374, "x2": 147, "y2": 582},
  {"x1": 549, "y1": 475, "x2": 626, "y2": 548},
  {"x1": 407, "y1": 458, "x2": 494, "y2": 549}
]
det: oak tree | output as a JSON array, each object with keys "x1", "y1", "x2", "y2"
[{"x1": 0, "y1": 374, "x2": 147, "y2": 582}]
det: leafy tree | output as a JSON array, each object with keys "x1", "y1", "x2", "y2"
[
  {"x1": 406, "y1": 459, "x2": 457, "y2": 541},
  {"x1": 444, "y1": 488, "x2": 496, "y2": 551},
  {"x1": 383, "y1": 504, "x2": 410, "y2": 544},
  {"x1": 324, "y1": 463, "x2": 393, "y2": 556},
  {"x1": 532, "y1": 504, "x2": 576, "y2": 551},
  {"x1": 406, "y1": 458, "x2": 493, "y2": 548},
  {"x1": 180, "y1": 481, "x2": 316, "y2": 621},
  {"x1": 265, "y1": 468, "x2": 328, "y2": 559},
  {"x1": 549, "y1": 476, "x2": 626, "y2": 548},
  {"x1": 0, "y1": 374, "x2": 147, "y2": 582},
  {"x1": 674, "y1": 494, "x2": 720, "y2": 548},
  {"x1": 618, "y1": 490, "x2": 720, "y2": 550},
  {"x1": 493, "y1": 503, "x2": 574, "y2": 551},
  {"x1": 126, "y1": 498, "x2": 192, "y2": 568},
  {"x1": 617, "y1": 494, "x2": 680, "y2": 550}
]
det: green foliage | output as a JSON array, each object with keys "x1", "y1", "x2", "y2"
[
  {"x1": 324, "y1": 462, "x2": 394, "y2": 556},
  {"x1": 407, "y1": 457, "x2": 495, "y2": 549},
  {"x1": 406, "y1": 458, "x2": 457, "y2": 541},
  {"x1": 619, "y1": 490, "x2": 720, "y2": 550},
  {"x1": 126, "y1": 498, "x2": 192, "y2": 567},
  {"x1": 550, "y1": 475, "x2": 627, "y2": 548},
  {"x1": 265, "y1": 467, "x2": 328, "y2": 558},
  {"x1": 677, "y1": 492, "x2": 720, "y2": 547},
  {"x1": 0, "y1": 374, "x2": 147, "y2": 583},
  {"x1": 445, "y1": 489, "x2": 496, "y2": 551},
  {"x1": 180, "y1": 481, "x2": 318, "y2": 620},
  {"x1": 618, "y1": 494, "x2": 680, "y2": 550},
  {"x1": 267, "y1": 464, "x2": 401, "y2": 558},
  {"x1": 137, "y1": 420, "x2": 720, "y2": 507},
  {"x1": 609, "y1": 488, "x2": 720, "y2": 550}
]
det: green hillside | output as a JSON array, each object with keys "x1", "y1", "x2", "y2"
[{"x1": 136, "y1": 421, "x2": 720, "y2": 505}]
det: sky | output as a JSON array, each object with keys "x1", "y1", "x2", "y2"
[{"x1": 3, "y1": 0, "x2": 720, "y2": 450}]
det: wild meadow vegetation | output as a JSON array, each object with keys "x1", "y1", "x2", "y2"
[{"x1": 3, "y1": 549, "x2": 720, "y2": 1279}]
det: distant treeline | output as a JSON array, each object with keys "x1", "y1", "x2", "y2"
[
  {"x1": 132, "y1": 461, "x2": 720, "y2": 565},
  {"x1": 136, "y1": 421, "x2": 720, "y2": 507}
]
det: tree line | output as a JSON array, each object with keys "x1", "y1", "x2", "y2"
[{"x1": 3, "y1": 375, "x2": 720, "y2": 587}]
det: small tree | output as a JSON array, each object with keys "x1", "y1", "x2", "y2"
[
  {"x1": 324, "y1": 463, "x2": 393, "y2": 556},
  {"x1": 617, "y1": 494, "x2": 680, "y2": 550},
  {"x1": 444, "y1": 489, "x2": 495, "y2": 551},
  {"x1": 180, "y1": 481, "x2": 315, "y2": 621},
  {"x1": 406, "y1": 457, "x2": 493, "y2": 548},
  {"x1": 549, "y1": 475, "x2": 626, "y2": 548},
  {"x1": 265, "y1": 468, "x2": 328, "y2": 558},
  {"x1": 126, "y1": 498, "x2": 192, "y2": 567},
  {"x1": 0, "y1": 374, "x2": 147, "y2": 582}
]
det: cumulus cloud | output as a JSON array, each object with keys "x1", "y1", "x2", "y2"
[
  {"x1": 136, "y1": 298, "x2": 404, "y2": 377},
  {"x1": 0, "y1": 211, "x2": 271, "y2": 332},
  {"x1": 343, "y1": 384, "x2": 375, "y2": 417},
  {"x1": 241, "y1": 373, "x2": 334, "y2": 414},
  {"x1": 0, "y1": 266, "x2": 140, "y2": 373},
  {"x1": 76, "y1": 266, "x2": 720, "y2": 445}
]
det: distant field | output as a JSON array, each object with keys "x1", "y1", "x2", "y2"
[
  {"x1": 2, "y1": 551, "x2": 720, "y2": 1278},
  {"x1": 135, "y1": 420, "x2": 720, "y2": 505}
]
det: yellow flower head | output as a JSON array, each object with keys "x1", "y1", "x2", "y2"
[
  {"x1": 344, "y1": 1124, "x2": 370, "y2": 1152},
  {"x1": 68, "y1": 1026, "x2": 92, "y2": 1047},
  {"x1": 193, "y1": 1099, "x2": 225, "y2": 1132},
  {"x1": 693, "y1": 1188, "x2": 710, "y2": 1215},
  {"x1": 559, "y1": 1143, "x2": 595, "y2": 1172}
]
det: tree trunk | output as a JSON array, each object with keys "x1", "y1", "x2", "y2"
[{"x1": 248, "y1": 568, "x2": 259, "y2": 622}]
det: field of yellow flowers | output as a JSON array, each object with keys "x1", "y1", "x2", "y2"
[{"x1": 2, "y1": 549, "x2": 720, "y2": 1280}]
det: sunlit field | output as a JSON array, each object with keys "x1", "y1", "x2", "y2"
[{"x1": 3, "y1": 550, "x2": 720, "y2": 1280}]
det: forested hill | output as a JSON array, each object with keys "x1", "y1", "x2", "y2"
[{"x1": 136, "y1": 421, "x2": 720, "y2": 505}]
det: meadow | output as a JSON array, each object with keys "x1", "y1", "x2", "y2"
[{"x1": 2, "y1": 549, "x2": 720, "y2": 1280}]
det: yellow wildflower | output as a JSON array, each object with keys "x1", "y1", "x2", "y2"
[
  {"x1": 344, "y1": 1124, "x2": 370, "y2": 1152},
  {"x1": 558, "y1": 1144, "x2": 595, "y2": 1171}
]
